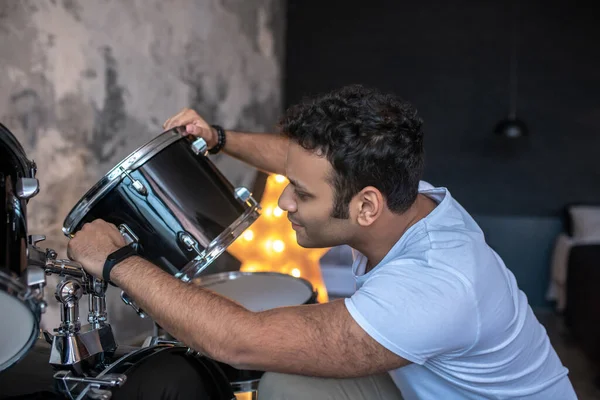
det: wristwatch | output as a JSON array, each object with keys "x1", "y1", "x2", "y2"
[{"x1": 103, "y1": 244, "x2": 138, "y2": 284}]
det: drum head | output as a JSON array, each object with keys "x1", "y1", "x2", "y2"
[
  {"x1": 195, "y1": 272, "x2": 315, "y2": 312},
  {"x1": 0, "y1": 289, "x2": 37, "y2": 371}
]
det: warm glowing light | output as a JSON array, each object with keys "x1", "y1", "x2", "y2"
[
  {"x1": 291, "y1": 268, "x2": 301, "y2": 278},
  {"x1": 242, "y1": 230, "x2": 254, "y2": 241},
  {"x1": 264, "y1": 207, "x2": 273, "y2": 217},
  {"x1": 272, "y1": 240, "x2": 285, "y2": 253},
  {"x1": 264, "y1": 239, "x2": 272, "y2": 252},
  {"x1": 273, "y1": 207, "x2": 283, "y2": 217},
  {"x1": 275, "y1": 175, "x2": 286, "y2": 183}
]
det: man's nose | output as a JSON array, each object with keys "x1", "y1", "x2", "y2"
[{"x1": 278, "y1": 184, "x2": 297, "y2": 213}]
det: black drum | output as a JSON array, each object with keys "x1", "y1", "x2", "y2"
[
  {"x1": 0, "y1": 123, "x2": 43, "y2": 373},
  {"x1": 0, "y1": 339, "x2": 235, "y2": 400},
  {"x1": 62, "y1": 128, "x2": 260, "y2": 282}
]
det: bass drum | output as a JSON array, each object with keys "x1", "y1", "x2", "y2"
[
  {"x1": 0, "y1": 339, "x2": 235, "y2": 400},
  {"x1": 0, "y1": 122, "x2": 43, "y2": 373}
]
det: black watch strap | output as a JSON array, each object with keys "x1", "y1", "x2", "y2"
[
  {"x1": 103, "y1": 244, "x2": 138, "y2": 283},
  {"x1": 208, "y1": 125, "x2": 226, "y2": 154}
]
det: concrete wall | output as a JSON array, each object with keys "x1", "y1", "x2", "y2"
[{"x1": 0, "y1": 0, "x2": 284, "y2": 343}]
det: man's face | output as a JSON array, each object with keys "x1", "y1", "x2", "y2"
[{"x1": 278, "y1": 142, "x2": 355, "y2": 248}]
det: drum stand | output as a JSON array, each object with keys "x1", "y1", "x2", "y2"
[{"x1": 28, "y1": 237, "x2": 126, "y2": 398}]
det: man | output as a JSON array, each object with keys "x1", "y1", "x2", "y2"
[{"x1": 68, "y1": 85, "x2": 576, "y2": 399}]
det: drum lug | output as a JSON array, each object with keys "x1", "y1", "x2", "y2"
[
  {"x1": 178, "y1": 231, "x2": 202, "y2": 255},
  {"x1": 119, "y1": 167, "x2": 147, "y2": 196},
  {"x1": 120, "y1": 291, "x2": 147, "y2": 318},
  {"x1": 16, "y1": 177, "x2": 40, "y2": 199},
  {"x1": 118, "y1": 224, "x2": 139, "y2": 248},
  {"x1": 234, "y1": 186, "x2": 252, "y2": 202},
  {"x1": 190, "y1": 137, "x2": 208, "y2": 155}
]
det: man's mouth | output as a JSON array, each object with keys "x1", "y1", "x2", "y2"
[{"x1": 288, "y1": 218, "x2": 302, "y2": 229}]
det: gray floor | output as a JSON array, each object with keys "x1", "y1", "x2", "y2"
[{"x1": 536, "y1": 309, "x2": 600, "y2": 400}]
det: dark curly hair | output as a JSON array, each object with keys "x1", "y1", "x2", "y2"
[{"x1": 279, "y1": 84, "x2": 425, "y2": 219}]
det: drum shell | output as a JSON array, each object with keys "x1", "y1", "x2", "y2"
[
  {"x1": 0, "y1": 123, "x2": 40, "y2": 374},
  {"x1": 0, "y1": 123, "x2": 33, "y2": 278},
  {"x1": 65, "y1": 135, "x2": 255, "y2": 278}
]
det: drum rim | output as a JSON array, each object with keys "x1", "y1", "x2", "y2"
[
  {"x1": 62, "y1": 129, "x2": 183, "y2": 235},
  {"x1": 176, "y1": 204, "x2": 261, "y2": 282},
  {"x1": 193, "y1": 271, "x2": 315, "y2": 295},
  {"x1": 0, "y1": 270, "x2": 42, "y2": 372},
  {"x1": 0, "y1": 122, "x2": 34, "y2": 177}
]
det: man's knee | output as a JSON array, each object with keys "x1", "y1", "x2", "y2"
[{"x1": 258, "y1": 372, "x2": 403, "y2": 400}]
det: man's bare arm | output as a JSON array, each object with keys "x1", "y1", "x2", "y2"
[
  {"x1": 221, "y1": 130, "x2": 288, "y2": 175},
  {"x1": 111, "y1": 257, "x2": 411, "y2": 379},
  {"x1": 163, "y1": 108, "x2": 288, "y2": 175}
]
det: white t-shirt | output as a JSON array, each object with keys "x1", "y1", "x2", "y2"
[{"x1": 345, "y1": 182, "x2": 576, "y2": 399}]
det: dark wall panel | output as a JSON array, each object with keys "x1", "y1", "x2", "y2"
[{"x1": 285, "y1": 0, "x2": 600, "y2": 216}]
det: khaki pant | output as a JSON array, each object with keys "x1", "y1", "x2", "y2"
[{"x1": 256, "y1": 372, "x2": 404, "y2": 400}]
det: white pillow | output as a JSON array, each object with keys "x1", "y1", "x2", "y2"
[{"x1": 569, "y1": 205, "x2": 600, "y2": 241}]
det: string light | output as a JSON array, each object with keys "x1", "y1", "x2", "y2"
[
  {"x1": 227, "y1": 174, "x2": 330, "y2": 303},
  {"x1": 272, "y1": 240, "x2": 285, "y2": 253},
  {"x1": 275, "y1": 174, "x2": 286, "y2": 183}
]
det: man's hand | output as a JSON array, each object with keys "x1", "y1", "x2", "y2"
[
  {"x1": 163, "y1": 108, "x2": 218, "y2": 149},
  {"x1": 67, "y1": 219, "x2": 127, "y2": 279}
]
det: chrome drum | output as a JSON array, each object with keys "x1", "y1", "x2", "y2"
[
  {"x1": 0, "y1": 123, "x2": 43, "y2": 372},
  {"x1": 62, "y1": 128, "x2": 260, "y2": 282}
]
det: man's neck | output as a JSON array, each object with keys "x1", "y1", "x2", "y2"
[{"x1": 355, "y1": 194, "x2": 437, "y2": 273}]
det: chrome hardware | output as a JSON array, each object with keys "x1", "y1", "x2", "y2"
[
  {"x1": 120, "y1": 167, "x2": 147, "y2": 196},
  {"x1": 28, "y1": 234, "x2": 46, "y2": 245},
  {"x1": 178, "y1": 231, "x2": 202, "y2": 255},
  {"x1": 49, "y1": 320, "x2": 117, "y2": 374},
  {"x1": 45, "y1": 259, "x2": 86, "y2": 278},
  {"x1": 26, "y1": 266, "x2": 46, "y2": 287},
  {"x1": 141, "y1": 336, "x2": 181, "y2": 348},
  {"x1": 234, "y1": 186, "x2": 252, "y2": 203},
  {"x1": 120, "y1": 291, "x2": 147, "y2": 318},
  {"x1": 42, "y1": 248, "x2": 117, "y2": 372},
  {"x1": 55, "y1": 278, "x2": 84, "y2": 334},
  {"x1": 54, "y1": 370, "x2": 126, "y2": 397},
  {"x1": 16, "y1": 177, "x2": 40, "y2": 199},
  {"x1": 88, "y1": 277, "x2": 108, "y2": 327},
  {"x1": 118, "y1": 223, "x2": 139, "y2": 247},
  {"x1": 190, "y1": 137, "x2": 208, "y2": 155}
]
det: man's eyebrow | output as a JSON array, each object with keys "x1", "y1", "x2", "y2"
[{"x1": 288, "y1": 178, "x2": 311, "y2": 193}]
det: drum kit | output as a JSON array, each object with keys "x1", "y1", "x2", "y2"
[{"x1": 0, "y1": 123, "x2": 318, "y2": 399}]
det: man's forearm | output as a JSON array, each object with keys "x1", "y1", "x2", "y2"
[
  {"x1": 222, "y1": 130, "x2": 288, "y2": 175},
  {"x1": 111, "y1": 256, "x2": 255, "y2": 363}
]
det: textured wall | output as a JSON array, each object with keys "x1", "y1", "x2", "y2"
[{"x1": 0, "y1": 0, "x2": 283, "y2": 342}]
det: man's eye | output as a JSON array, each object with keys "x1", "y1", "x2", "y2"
[{"x1": 296, "y1": 191, "x2": 309, "y2": 201}]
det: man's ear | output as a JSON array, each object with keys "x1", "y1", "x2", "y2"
[{"x1": 355, "y1": 186, "x2": 384, "y2": 227}]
